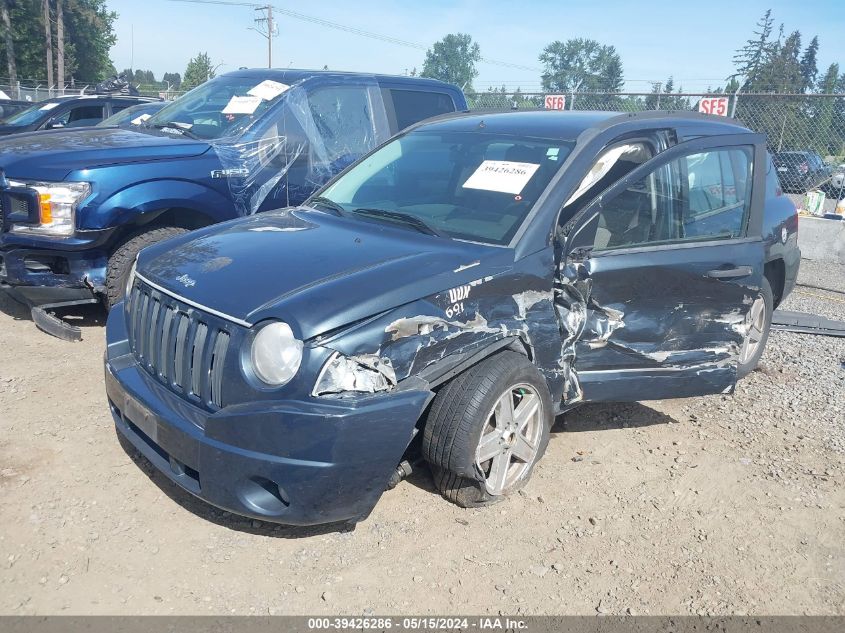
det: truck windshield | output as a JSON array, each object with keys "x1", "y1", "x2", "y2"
[
  {"x1": 145, "y1": 75, "x2": 289, "y2": 141},
  {"x1": 317, "y1": 130, "x2": 575, "y2": 245},
  {"x1": 2, "y1": 102, "x2": 56, "y2": 127}
]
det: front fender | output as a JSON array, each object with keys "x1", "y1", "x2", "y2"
[
  {"x1": 80, "y1": 178, "x2": 236, "y2": 230},
  {"x1": 315, "y1": 250, "x2": 566, "y2": 404}
]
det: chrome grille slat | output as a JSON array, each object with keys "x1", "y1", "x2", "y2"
[
  {"x1": 209, "y1": 331, "x2": 229, "y2": 408},
  {"x1": 173, "y1": 314, "x2": 190, "y2": 389},
  {"x1": 126, "y1": 279, "x2": 233, "y2": 411},
  {"x1": 191, "y1": 323, "x2": 208, "y2": 397},
  {"x1": 159, "y1": 306, "x2": 175, "y2": 382},
  {"x1": 147, "y1": 299, "x2": 161, "y2": 370}
]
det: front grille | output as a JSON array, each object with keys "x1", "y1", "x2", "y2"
[{"x1": 127, "y1": 278, "x2": 232, "y2": 409}]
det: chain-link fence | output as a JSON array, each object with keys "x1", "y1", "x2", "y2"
[
  {"x1": 0, "y1": 80, "x2": 184, "y2": 102},
  {"x1": 469, "y1": 91, "x2": 845, "y2": 208},
  {"x1": 1, "y1": 79, "x2": 843, "y2": 207}
]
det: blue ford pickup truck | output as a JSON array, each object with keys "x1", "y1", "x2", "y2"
[{"x1": 0, "y1": 69, "x2": 466, "y2": 336}]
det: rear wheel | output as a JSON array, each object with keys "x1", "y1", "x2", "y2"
[
  {"x1": 105, "y1": 226, "x2": 188, "y2": 309},
  {"x1": 422, "y1": 351, "x2": 553, "y2": 507},
  {"x1": 737, "y1": 277, "x2": 773, "y2": 379}
]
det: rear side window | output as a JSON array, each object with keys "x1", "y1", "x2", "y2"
[
  {"x1": 48, "y1": 104, "x2": 105, "y2": 128},
  {"x1": 390, "y1": 90, "x2": 455, "y2": 130}
]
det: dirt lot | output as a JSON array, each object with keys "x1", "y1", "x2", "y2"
[{"x1": 1, "y1": 262, "x2": 843, "y2": 616}]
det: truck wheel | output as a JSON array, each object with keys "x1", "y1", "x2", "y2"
[
  {"x1": 105, "y1": 226, "x2": 188, "y2": 309},
  {"x1": 422, "y1": 351, "x2": 553, "y2": 508},
  {"x1": 737, "y1": 277, "x2": 773, "y2": 379}
]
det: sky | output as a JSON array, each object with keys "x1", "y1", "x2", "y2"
[{"x1": 108, "y1": 0, "x2": 845, "y2": 93}]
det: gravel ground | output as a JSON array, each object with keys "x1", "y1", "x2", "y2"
[{"x1": 0, "y1": 261, "x2": 842, "y2": 616}]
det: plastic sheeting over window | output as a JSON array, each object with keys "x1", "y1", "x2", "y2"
[{"x1": 210, "y1": 77, "x2": 391, "y2": 216}]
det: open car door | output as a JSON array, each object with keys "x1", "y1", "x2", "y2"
[{"x1": 557, "y1": 133, "x2": 767, "y2": 404}]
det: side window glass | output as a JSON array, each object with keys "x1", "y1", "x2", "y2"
[
  {"x1": 684, "y1": 149, "x2": 751, "y2": 239},
  {"x1": 593, "y1": 146, "x2": 752, "y2": 251},
  {"x1": 307, "y1": 86, "x2": 377, "y2": 165},
  {"x1": 52, "y1": 105, "x2": 104, "y2": 128},
  {"x1": 390, "y1": 90, "x2": 455, "y2": 130}
]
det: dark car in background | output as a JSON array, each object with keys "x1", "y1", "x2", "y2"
[
  {"x1": 0, "y1": 94, "x2": 160, "y2": 136},
  {"x1": 104, "y1": 110, "x2": 791, "y2": 527},
  {"x1": 96, "y1": 101, "x2": 169, "y2": 128},
  {"x1": 0, "y1": 69, "x2": 466, "y2": 336},
  {"x1": 773, "y1": 150, "x2": 831, "y2": 193},
  {"x1": 0, "y1": 99, "x2": 31, "y2": 121}
]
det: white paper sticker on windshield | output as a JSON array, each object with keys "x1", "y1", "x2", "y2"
[
  {"x1": 39, "y1": 102, "x2": 59, "y2": 111},
  {"x1": 222, "y1": 95, "x2": 262, "y2": 115},
  {"x1": 462, "y1": 160, "x2": 541, "y2": 195},
  {"x1": 131, "y1": 113, "x2": 152, "y2": 125},
  {"x1": 248, "y1": 80, "x2": 289, "y2": 101}
]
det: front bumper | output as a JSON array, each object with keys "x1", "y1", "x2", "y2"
[
  {"x1": 0, "y1": 230, "x2": 114, "y2": 304},
  {"x1": 105, "y1": 323, "x2": 433, "y2": 526}
]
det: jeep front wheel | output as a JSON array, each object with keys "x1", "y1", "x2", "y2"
[{"x1": 422, "y1": 351, "x2": 553, "y2": 507}]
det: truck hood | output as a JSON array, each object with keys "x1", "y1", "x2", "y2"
[
  {"x1": 137, "y1": 209, "x2": 510, "y2": 339},
  {"x1": 0, "y1": 127, "x2": 211, "y2": 180}
]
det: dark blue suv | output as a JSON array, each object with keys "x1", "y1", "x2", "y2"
[
  {"x1": 104, "y1": 110, "x2": 798, "y2": 527},
  {"x1": 0, "y1": 69, "x2": 466, "y2": 333}
]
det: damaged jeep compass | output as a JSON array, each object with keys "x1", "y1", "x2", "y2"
[{"x1": 105, "y1": 110, "x2": 774, "y2": 525}]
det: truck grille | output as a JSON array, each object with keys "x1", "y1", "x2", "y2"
[{"x1": 127, "y1": 278, "x2": 232, "y2": 410}]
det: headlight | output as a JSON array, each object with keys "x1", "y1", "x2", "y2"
[
  {"x1": 10, "y1": 181, "x2": 91, "y2": 237},
  {"x1": 249, "y1": 321, "x2": 303, "y2": 386},
  {"x1": 313, "y1": 352, "x2": 396, "y2": 396}
]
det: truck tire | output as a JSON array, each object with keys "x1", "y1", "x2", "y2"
[
  {"x1": 105, "y1": 226, "x2": 188, "y2": 309},
  {"x1": 422, "y1": 351, "x2": 553, "y2": 508},
  {"x1": 737, "y1": 277, "x2": 773, "y2": 379}
]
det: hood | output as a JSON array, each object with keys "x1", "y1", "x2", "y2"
[
  {"x1": 0, "y1": 127, "x2": 211, "y2": 180},
  {"x1": 138, "y1": 209, "x2": 512, "y2": 339}
]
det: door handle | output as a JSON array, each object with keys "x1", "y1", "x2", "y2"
[{"x1": 707, "y1": 266, "x2": 753, "y2": 279}]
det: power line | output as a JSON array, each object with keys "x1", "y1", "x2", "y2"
[{"x1": 167, "y1": 0, "x2": 542, "y2": 72}]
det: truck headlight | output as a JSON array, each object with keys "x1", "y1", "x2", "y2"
[
  {"x1": 10, "y1": 181, "x2": 91, "y2": 237},
  {"x1": 249, "y1": 321, "x2": 303, "y2": 386},
  {"x1": 312, "y1": 352, "x2": 396, "y2": 396}
]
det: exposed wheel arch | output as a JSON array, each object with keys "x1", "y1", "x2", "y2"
[
  {"x1": 764, "y1": 258, "x2": 786, "y2": 308},
  {"x1": 107, "y1": 207, "x2": 216, "y2": 247}
]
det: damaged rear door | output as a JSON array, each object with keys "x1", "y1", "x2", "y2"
[{"x1": 559, "y1": 133, "x2": 766, "y2": 403}]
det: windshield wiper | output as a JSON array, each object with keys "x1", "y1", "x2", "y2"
[
  {"x1": 151, "y1": 122, "x2": 200, "y2": 139},
  {"x1": 307, "y1": 196, "x2": 347, "y2": 217},
  {"x1": 350, "y1": 207, "x2": 443, "y2": 237}
]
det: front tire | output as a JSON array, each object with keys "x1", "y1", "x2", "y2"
[
  {"x1": 737, "y1": 277, "x2": 773, "y2": 379},
  {"x1": 105, "y1": 226, "x2": 189, "y2": 309},
  {"x1": 422, "y1": 351, "x2": 553, "y2": 508}
]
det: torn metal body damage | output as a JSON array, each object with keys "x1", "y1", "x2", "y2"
[{"x1": 314, "y1": 234, "x2": 756, "y2": 415}]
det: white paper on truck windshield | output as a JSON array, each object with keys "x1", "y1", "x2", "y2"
[{"x1": 222, "y1": 95, "x2": 262, "y2": 115}]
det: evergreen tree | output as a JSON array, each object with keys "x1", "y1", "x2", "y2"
[
  {"x1": 799, "y1": 36, "x2": 819, "y2": 91},
  {"x1": 732, "y1": 9, "x2": 774, "y2": 88},
  {"x1": 182, "y1": 52, "x2": 215, "y2": 91}
]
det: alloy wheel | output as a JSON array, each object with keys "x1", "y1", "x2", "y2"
[
  {"x1": 475, "y1": 383, "x2": 544, "y2": 496},
  {"x1": 740, "y1": 296, "x2": 767, "y2": 365}
]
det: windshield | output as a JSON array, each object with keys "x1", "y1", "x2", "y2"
[
  {"x1": 317, "y1": 130, "x2": 575, "y2": 245},
  {"x1": 145, "y1": 75, "x2": 290, "y2": 140},
  {"x1": 3, "y1": 101, "x2": 59, "y2": 126}
]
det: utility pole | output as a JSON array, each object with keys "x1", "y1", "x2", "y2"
[
  {"x1": 42, "y1": 0, "x2": 54, "y2": 90},
  {"x1": 253, "y1": 5, "x2": 276, "y2": 68}
]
